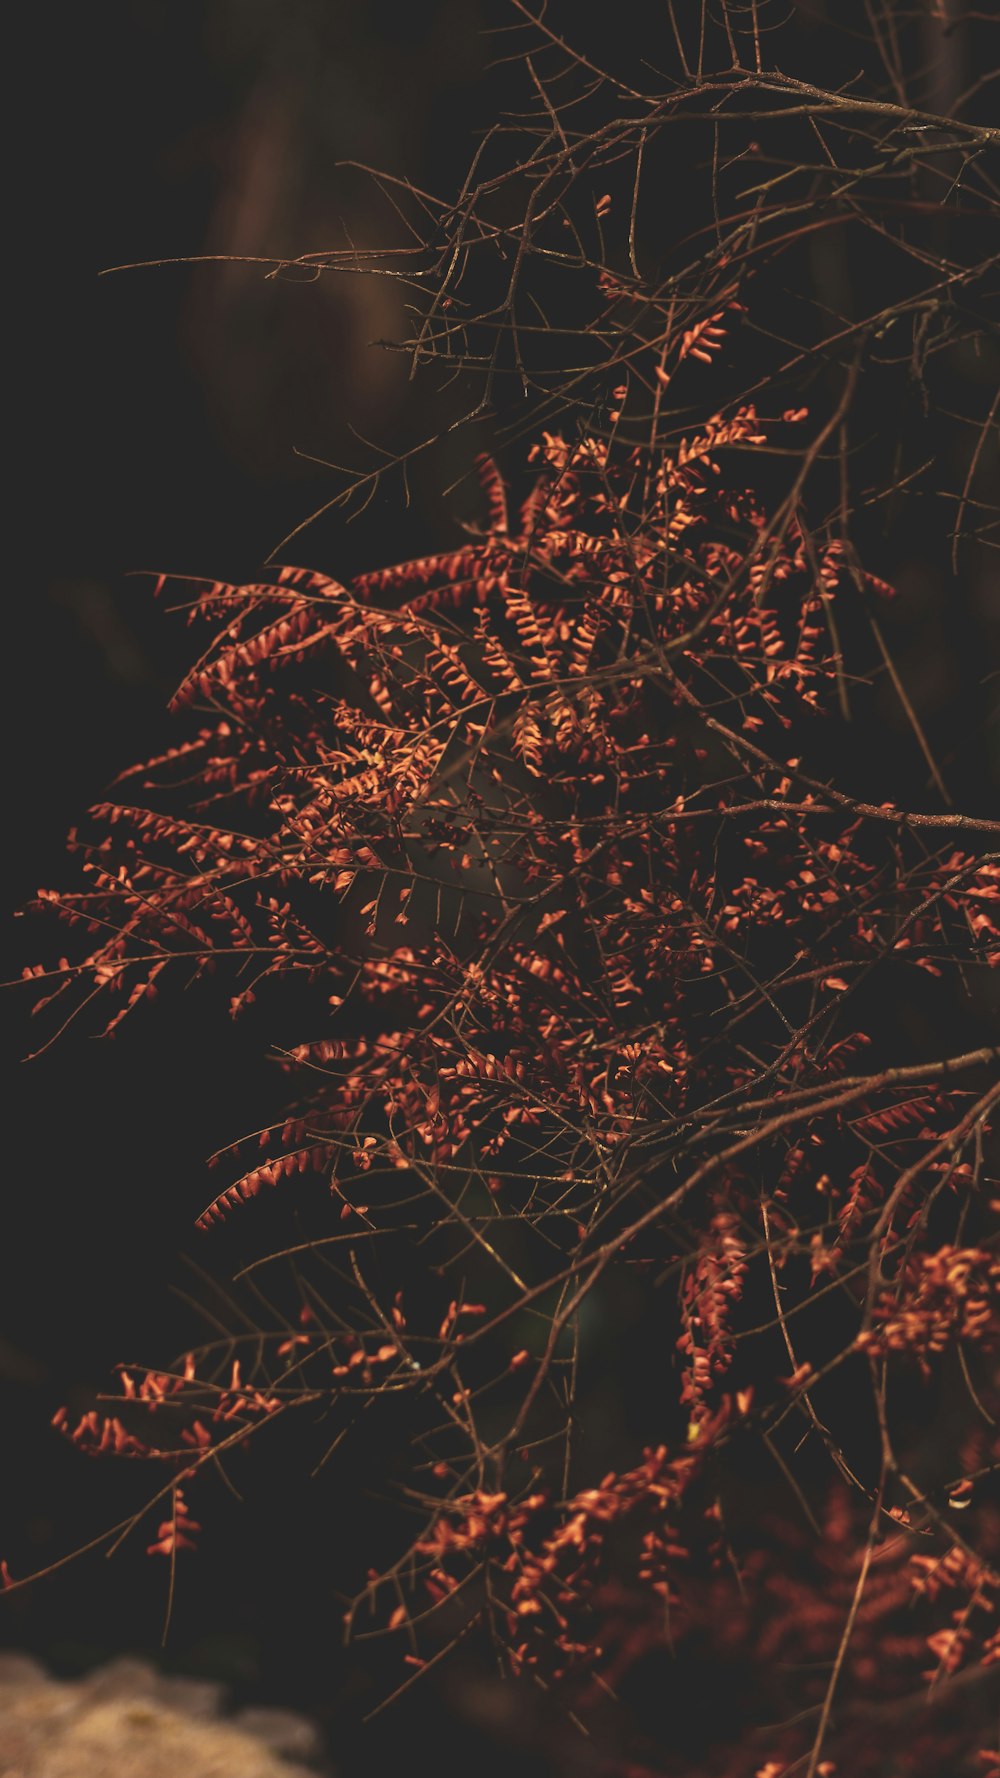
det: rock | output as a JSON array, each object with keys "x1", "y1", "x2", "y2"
[
  {"x1": 0, "y1": 1656, "x2": 48, "y2": 1694},
  {"x1": 232, "y1": 1708, "x2": 324, "y2": 1762},
  {"x1": 0, "y1": 1655, "x2": 328, "y2": 1777},
  {"x1": 76, "y1": 1657, "x2": 224, "y2": 1719}
]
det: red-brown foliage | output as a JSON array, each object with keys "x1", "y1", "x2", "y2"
[{"x1": 12, "y1": 5, "x2": 1000, "y2": 1773}]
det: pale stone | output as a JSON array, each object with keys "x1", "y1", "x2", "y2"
[{"x1": 0, "y1": 1656, "x2": 327, "y2": 1778}]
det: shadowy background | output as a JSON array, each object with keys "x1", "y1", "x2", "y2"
[
  {"x1": 3, "y1": 3, "x2": 997, "y2": 1771},
  {"x1": 3, "y1": 2, "x2": 498, "y2": 1761}
]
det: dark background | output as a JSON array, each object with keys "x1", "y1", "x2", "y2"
[
  {"x1": 2, "y1": 3, "x2": 997, "y2": 1770},
  {"x1": 3, "y1": 2, "x2": 497, "y2": 1759}
]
